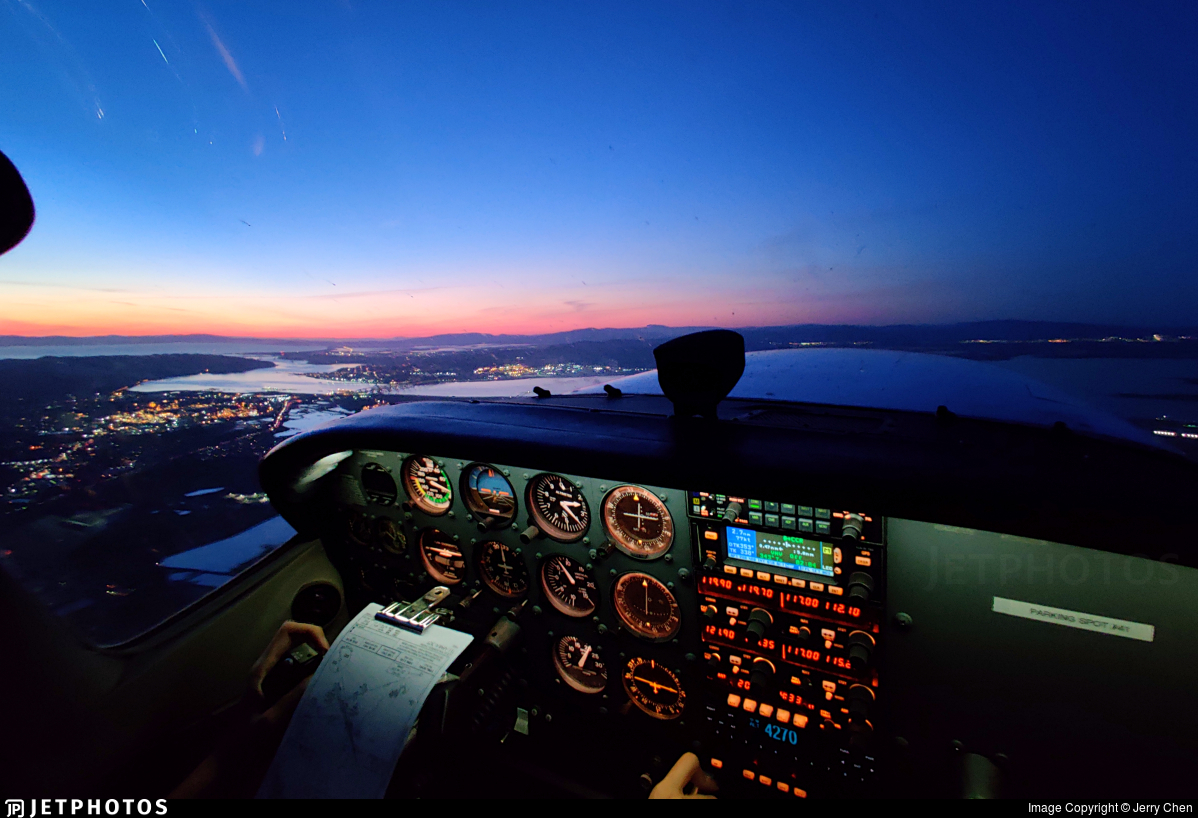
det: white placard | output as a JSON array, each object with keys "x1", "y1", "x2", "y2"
[
  {"x1": 992, "y1": 596, "x2": 1155, "y2": 642},
  {"x1": 257, "y1": 603, "x2": 474, "y2": 799}
]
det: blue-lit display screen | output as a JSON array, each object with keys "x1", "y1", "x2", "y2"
[
  {"x1": 725, "y1": 526, "x2": 834, "y2": 577},
  {"x1": 748, "y1": 716, "x2": 800, "y2": 745}
]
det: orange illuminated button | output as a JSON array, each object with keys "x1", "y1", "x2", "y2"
[
  {"x1": 833, "y1": 547, "x2": 842, "y2": 564},
  {"x1": 710, "y1": 758, "x2": 724, "y2": 769},
  {"x1": 743, "y1": 699, "x2": 758, "y2": 713},
  {"x1": 856, "y1": 555, "x2": 872, "y2": 566},
  {"x1": 777, "y1": 782, "x2": 790, "y2": 794},
  {"x1": 759, "y1": 775, "x2": 773, "y2": 787},
  {"x1": 774, "y1": 574, "x2": 789, "y2": 585},
  {"x1": 790, "y1": 578, "x2": 806, "y2": 588},
  {"x1": 793, "y1": 714, "x2": 809, "y2": 728},
  {"x1": 723, "y1": 565, "x2": 737, "y2": 575},
  {"x1": 776, "y1": 709, "x2": 791, "y2": 724},
  {"x1": 726, "y1": 694, "x2": 742, "y2": 708},
  {"x1": 704, "y1": 530, "x2": 719, "y2": 541},
  {"x1": 829, "y1": 585, "x2": 844, "y2": 596},
  {"x1": 809, "y1": 582, "x2": 825, "y2": 592},
  {"x1": 821, "y1": 628, "x2": 836, "y2": 642},
  {"x1": 742, "y1": 769, "x2": 756, "y2": 781},
  {"x1": 740, "y1": 568, "x2": 754, "y2": 578},
  {"x1": 794, "y1": 787, "x2": 808, "y2": 798},
  {"x1": 758, "y1": 704, "x2": 775, "y2": 718},
  {"x1": 756, "y1": 571, "x2": 771, "y2": 581}
]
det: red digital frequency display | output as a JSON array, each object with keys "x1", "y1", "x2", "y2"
[{"x1": 699, "y1": 576, "x2": 864, "y2": 621}]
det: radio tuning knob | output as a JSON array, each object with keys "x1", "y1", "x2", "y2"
[
  {"x1": 702, "y1": 556, "x2": 717, "y2": 571},
  {"x1": 701, "y1": 604, "x2": 719, "y2": 621},
  {"x1": 841, "y1": 513, "x2": 865, "y2": 540},
  {"x1": 745, "y1": 608, "x2": 774, "y2": 640},
  {"x1": 847, "y1": 571, "x2": 874, "y2": 603},
  {"x1": 847, "y1": 632, "x2": 875, "y2": 671},
  {"x1": 797, "y1": 625, "x2": 812, "y2": 641},
  {"x1": 749, "y1": 658, "x2": 775, "y2": 690},
  {"x1": 722, "y1": 502, "x2": 742, "y2": 523},
  {"x1": 707, "y1": 652, "x2": 722, "y2": 670}
]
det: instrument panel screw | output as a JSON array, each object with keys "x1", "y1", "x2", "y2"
[
  {"x1": 597, "y1": 624, "x2": 608, "y2": 635},
  {"x1": 544, "y1": 714, "x2": 552, "y2": 723},
  {"x1": 535, "y1": 552, "x2": 543, "y2": 560},
  {"x1": 470, "y1": 538, "x2": 477, "y2": 545},
  {"x1": 448, "y1": 511, "x2": 455, "y2": 519},
  {"x1": 503, "y1": 469, "x2": 510, "y2": 476},
  {"x1": 547, "y1": 630, "x2": 554, "y2": 638},
  {"x1": 599, "y1": 485, "x2": 606, "y2": 491},
  {"x1": 592, "y1": 616, "x2": 600, "y2": 623},
  {"x1": 609, "y1": 569, "x2": 617, "y2": 577},
  {"x1": 523, "y1": 473, "x2": 530, "y2": 480},
  {"x1": 530, "y1": 708, "x2": 539, "y2": 717},
  {"x1": 664, "y1": 554, "x2": 673, "y2": 563},
  {"x1": 894, "y1": 612, "x2": 913, "y2": 630},
  {"x1": 452, "y1": 534, "x2": 460, "y2": 542},
  {"x1": 532, "y1": 605, "x2": 543, "y2": 616},
  {"x1": 951, "y1": 739, "x2": 964, "y2": 752},
  {"x1": 666, "y1": 581, "x2": 674, "y2": 590},
  {"x1": 586, "y1": 563, "x2": 593, "y2": 571},
  {"x1": 589, "y1": 549, "x2": 598, "y2": 560}
]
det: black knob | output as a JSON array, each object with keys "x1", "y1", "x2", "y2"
[
  {"x1": 722, "y1": 502, "x2": 742, "y2": 523},
  {"x1": 707, "y1": 653, "x2": 722, "y2": 670},
  {"x1": 796, "y1": 625, "x2": 812, "y2": 641},
  {"x1": 847, "y1": 632, "x2": 875, "y2": 671},
  {"x1": 745, "y1": 608, "x2": 773, "y2": 640},
  {"x1": 703, "y1": 555, "x2": 717, "y2": 571},
  {"x1": 841, "y1": 513, "x2": 864, "y2": 540},
  {"x1": 847, "y1": 684, "x2": 874, "y2": 723},
  {"x1": 749, "y1": 659, "x2": 774, "y2": 690},
  {"x1": 847, "y1": 571, "x2": 874, "y2": 603},
  {"x1": 701, "y1": 604, "x2": 718, "y2": 621},
  {"x1": 519, "y1": 525, "x2": 541, "y2": 544}
]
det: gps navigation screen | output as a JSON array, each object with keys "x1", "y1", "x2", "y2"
[{"x1": 725, "y1": 526, "x2": 835, "y2": 577}]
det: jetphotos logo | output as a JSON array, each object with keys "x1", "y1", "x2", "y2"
[{"x1": 6, "y1": 801, "x2": 167, "y2": 817}]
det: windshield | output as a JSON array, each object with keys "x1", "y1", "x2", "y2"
[{"x1": 2, "y1": 2, "x2": 1196, "y2": 644}]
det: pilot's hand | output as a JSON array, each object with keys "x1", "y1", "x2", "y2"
[
  {"x1": 649, "y1": 752, "x2": 719, "y2": 799},
  {"x1": 247, "y1": 620, "x2": 330, "y2": 702}
]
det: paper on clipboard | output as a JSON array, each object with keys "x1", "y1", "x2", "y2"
[{"x1": 257, "y1": 602, "x2": 474, "y2": 799}]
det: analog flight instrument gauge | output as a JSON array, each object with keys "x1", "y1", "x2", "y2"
[
  {"x1": 540, "y1": 554, "x2": 598, "y2": 617},
  {"x1": 478, "y1": 540, "x2": 529, "y2": 598},
  {"x1": 461, "y1": 463, "x2": 517, "y2": 524},
  {"x1": 623, "y1": 657, "x2": 685, "y2": 720},
  {"x1": 400, "y1": 456, "x2": 452, "y2": 516},
  {"x1": 552, "y1": 635, "x2": 608, "y2": 694},
  {"x1": 419, "y1": 528, "x2": 466, "y2": 585},
  {"x1": 612, "y1": 572, "x2": 681, "y2": 641},
  {"x1": 360, "y1": 462, "x2": 398, "y2": 506},
  {"x1": 527, "y1": 473, "x2": 590, "y2": 542},
  {"x1": 602, "y1": 485, "x2": 674, "y2": 559}
]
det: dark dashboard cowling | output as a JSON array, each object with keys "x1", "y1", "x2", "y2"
[{"x1": 261, "y1": 396, "x2": 1198, "y2": 567}]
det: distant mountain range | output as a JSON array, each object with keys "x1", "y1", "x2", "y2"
[{"x1": 2, "y1": 320, "x2": 1195, "y2": 352}]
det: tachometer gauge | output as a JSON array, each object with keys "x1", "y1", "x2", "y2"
[
  {"x1": 553, "y1": 635, "x2": 607, "y2": 694},
  {"x1": 612, "y1": 572, "x2": 681, "y2": 641},
  {"x1": 540, "y1": 554, "x2": 598, "y2": 617},
  {"x1": 374, "y1": 516, "x2": 406, "y2": 555},
  {"x1": 478, "y1": 540, "x2": 529, "y2": 598},
  {"x1": 360, "y1": 462, "x2": 398, "y2": 505},
  {"x1": 527, "y1": 473, "x2": 590, "y2": 542},
  {"x1": 461, "y1": 463, "x2": 517, "y2": 524},
  {"x1": 623, "y1": 657, "x2": 685, "y2": 720},
  {"x1": 400, "y1": 456, "x2": 453, "y2": 515},
  {"x1": 602, "y1": 485, "x2": 674, "y2": 559},
  {"x1": 419, "y1": 528, "x2": 465, "y2": 585}
]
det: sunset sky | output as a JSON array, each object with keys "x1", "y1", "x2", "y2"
[{"x1": 1, "y1": 1, "x2": 1196, "y2": 338}]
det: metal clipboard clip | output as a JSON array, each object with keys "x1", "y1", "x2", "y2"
[{"x1": 375, "y1": 586, "x2": 451, "y2": 634}]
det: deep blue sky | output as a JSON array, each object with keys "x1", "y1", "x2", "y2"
[{"x1": 1, "y1": 1, "x2": 1196, "y2": 336}]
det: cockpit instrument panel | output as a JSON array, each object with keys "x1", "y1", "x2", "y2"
[{"x1": 320, "y1": 450, "x2": 886, "y2": 798}]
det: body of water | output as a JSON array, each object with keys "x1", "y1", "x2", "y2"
[{"x1": 130, "y1": 356, "x2": 369, "y2": 395}]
